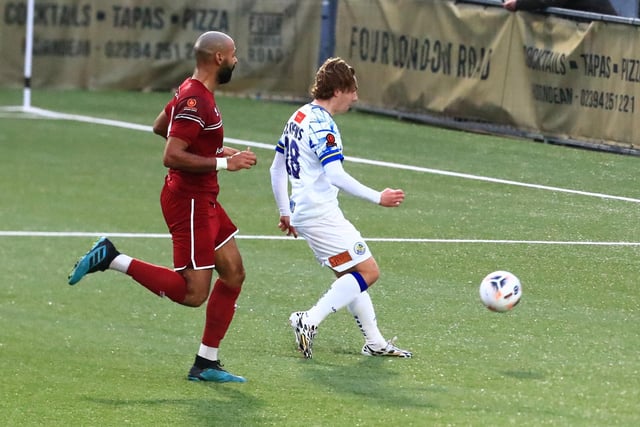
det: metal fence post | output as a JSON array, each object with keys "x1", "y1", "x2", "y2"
[{"x1": 317, "y1": 0, "x2": 338, "y2": 67}]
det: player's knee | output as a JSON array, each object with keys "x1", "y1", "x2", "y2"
[
  {"x1": 353, "y1": 267, "x2": 379, "y2": 287},
  {"x1": 182, "y1": 297, "x2": 205, "y2": 307},
  {"x1": 231, "y1": 268, "x2": 246, "y2": 287},
  {"x1": 354, "y1": 256, "x2": 380, "y2": 284},
  {"x1": 219, "y1": 266, "x2": 245, "y2": 288},
  {"x1": 365, "y1": 270, "x2": 380, "y2": 286},
  {"x1": 182, "y1": 291, "x2": 209, "y2": 307},
  {"x1": 181, "y1": 282, "x2": 211, "y2": 307}
]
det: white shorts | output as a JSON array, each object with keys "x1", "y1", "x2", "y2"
[{"x1": 295, "y1": 210, "x2": 372, "y2": 272}]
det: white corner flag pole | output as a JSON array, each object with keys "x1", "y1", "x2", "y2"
[{"x1": 23, "y1": 0, "x2": 35, "y2": 110}]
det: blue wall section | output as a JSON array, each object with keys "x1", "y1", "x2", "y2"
[
  {"x1": 317, "y1": 0, "x2": 338, "y2": 66},
  {"x1": 610, "y1": 0, "x2": 638, "y2": 17}
]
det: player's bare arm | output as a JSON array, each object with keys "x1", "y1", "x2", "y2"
[
  {"x1": 152, "y1": 110, "x2": 169, "y2": 138},
  {"x1": 163, "y1": 137, "x2": 256, "y2": 173}
]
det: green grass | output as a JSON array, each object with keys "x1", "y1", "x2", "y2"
[{"x1": 1, "y1": 89, "x2": 640, "y2": 426}]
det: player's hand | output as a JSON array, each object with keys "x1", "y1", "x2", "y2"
[
  {"x1": 278, "y1": 216, "x2": 298, "y2": 238},
  {"x1": 503, "y1": 0, "x2": 517, "y2": 11},
  {"x1": 227, "y1": 148, "x2": 257, "y2": 171},
  {"x1": 222, "y1": 146, "x2": 240, "y2": 156},
  {"x1": 379, "y1": 188, "x2": 405, "y2": 207}
]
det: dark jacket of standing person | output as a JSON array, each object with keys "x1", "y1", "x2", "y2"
[{"x1": 503, "y1": 0, "x2": 618, "y2": 16}]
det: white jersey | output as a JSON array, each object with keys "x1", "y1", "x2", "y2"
[
  {"x1": 274, "y1": 103, "x2": 344, "y2": 224},
  {"x1": 271, "y1": 102, "x2": 382, "y2": 270}
]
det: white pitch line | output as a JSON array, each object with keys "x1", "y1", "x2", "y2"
[
  {"x1": 2, "y1": 107, "x2": 638, "y2": 247},
  {"x1": 227, "y1": 135, "x2": 640, "y2": 203},
  {"x1": 0, "y1": 231, "x2": 639, "y2": 246},
  {"x1": 226, "y1": 135, "x2": 640, "y2": 204},
  {"x1": 4, "y1": 106, "x2": 640, "y2": 204}
]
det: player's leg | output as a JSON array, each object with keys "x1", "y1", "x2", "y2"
[
  {"x1": 289, "y1": 213, "x2": 371, "y2": 358},
  {"x1": 202, "y1": 237, "x2": 244, "y2": 350},
  {"x1": 346, "y1": 290, "x2": 384, "y2": 345},
  {"x1": 343, "y1": 251, "x2": 412, "y2": 357},
  {"x1": 302, "y1": 218, "x2": 373, "y2": 326},
  {"x1": 290, "y1": 270, "x2": 366, "y2": 359},
  {"x1": 150, "y1": 185, "x2": 214, "y2": 306},
  {"x1": 347, "y1": 288, "x2": 412, "y2": 358},
  {"x1": 302, "y1": 222, "x2": 411, "y2": 358},
  {"x1": 67, "y1": 236, "x2": 194, "y2": 304},
  {"x1": 188, "y1": 204, "x2": 246, "y2": 383},
  {"x1": 68, "y1": 182, "x2": 211, "y2": 304},
  {"x1": 68, "y1": 236, "x2": 120, "y2": 285}
]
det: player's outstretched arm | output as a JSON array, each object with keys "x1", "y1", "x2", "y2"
[{"x1": 324, "y1": 161, "x2": 382, "y2": 204}]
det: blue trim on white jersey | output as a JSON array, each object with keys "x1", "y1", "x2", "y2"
[{"x1": 319, "y1": 150, "x2": 343, "y2": 166}]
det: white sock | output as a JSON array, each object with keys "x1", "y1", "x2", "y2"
[
  {"x1": 198, "y1": 344, "x2": 219, "y2": 361},
  {"x1": 306, "y1": 274, "x2": 362, "y2": 325},
  {"x1": 347, "y1": 291, "x2": 386, "y2": 347},
  {"x1": 109, "y1": 254, "x2": 132, "y2": 273}
]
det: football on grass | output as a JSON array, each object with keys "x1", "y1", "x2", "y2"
[{"x1": 479, "y1": 271, "x2": 522, "y2": 312}]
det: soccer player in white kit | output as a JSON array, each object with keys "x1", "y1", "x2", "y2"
[{"x1": 270, "y1": 57, "x2": 412, "y2": 359}]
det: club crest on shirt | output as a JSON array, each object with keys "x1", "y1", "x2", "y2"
[
  {"x1": 326, "y1": 133, "x2": 336, "y2": 146},
  {"x1": 353, "y1": 242, "x2": 366, "y2": 255},
  {"x1": 185, "y1": 98, "x2": 198, "y2": 112}
]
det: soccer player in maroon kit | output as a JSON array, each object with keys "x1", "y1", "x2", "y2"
[{"x1": 68, "y1": 31, "x2": 257, "y2": 383}]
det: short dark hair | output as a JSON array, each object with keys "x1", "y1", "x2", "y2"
[{"x1": 310, "y1": 57, "x2": 357, "y2": 100}]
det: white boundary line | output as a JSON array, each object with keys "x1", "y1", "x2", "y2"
[
  {"x1": 1, "y1": 231, "x2": 639, "y2": 246},
  {"x1": 2, "y1": 106, "x2": 640, "y2": 247},
  {"x1": 3, "y1": 105, "x2": 639, "y2": 204}
]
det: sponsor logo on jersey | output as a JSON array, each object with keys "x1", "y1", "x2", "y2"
[
  {"x1": 328, "y1": 250, "x2": 353, "y2": 267},
  {"x1": 326, "y1": 133, "x2": 336, "y2": 146},
  {"x1": 294, "y1": 110, "x2": 306, "y2": 123}
]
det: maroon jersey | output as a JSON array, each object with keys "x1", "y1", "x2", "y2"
[{"x1": 164, "y1": 78, "x2": 224, "y2": 196}]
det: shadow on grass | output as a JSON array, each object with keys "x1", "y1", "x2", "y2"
[
  {"x1": 85, "y1": 386, "x2": 263, "y2": 424},
  {"x1": 299, "y1": 352, "x2": 438, "y2": 410},
  {"x1": 501, "y1": 370, "x2": 546, "y2": 380}
]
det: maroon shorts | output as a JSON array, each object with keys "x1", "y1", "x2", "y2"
[{"x1": 160, "y1": 183, "x2": 238, "y2": 270}]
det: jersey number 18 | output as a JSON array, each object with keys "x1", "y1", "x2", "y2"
[{"x1": 283, "y1": 136, "x2": 301, "y2": 179}]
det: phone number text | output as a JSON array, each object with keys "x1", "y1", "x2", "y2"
[
  {"x1": 579, "y1": 89, "x2": 635, "y2": 114},
  {"x1": 104, "y1": 40, "x2": 194, "y2": 60}
]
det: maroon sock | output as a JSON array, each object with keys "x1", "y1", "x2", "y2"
[
  {"x1": 127, "y1": 259, "x2": 187, "y2": 303},
  {"x1": 201, "y1": 279, "x2": 241, "y2": 347}
]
